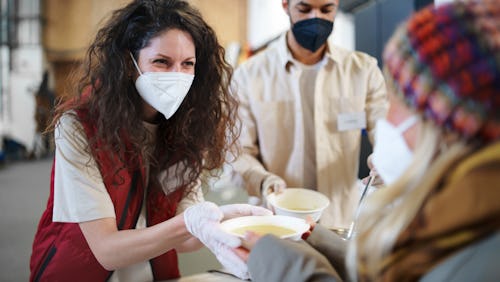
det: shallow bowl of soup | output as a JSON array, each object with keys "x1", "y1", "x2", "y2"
[
  {"x1": 221, "y1": 215, "x2": 309, "y2": 241},
  {"x1": 266, "y1": 188, "x2": 330, "y2": 222}
]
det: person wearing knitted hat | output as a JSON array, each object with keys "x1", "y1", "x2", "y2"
[{"x1": 233, "y1": 1, "x2": 500, "y2": 281}]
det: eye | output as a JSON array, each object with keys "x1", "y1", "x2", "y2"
[
  {"x1": 321, "y1": 6, "x2": 336, "y2": 14},
  {"x1": 297, "y1": 6, "x2": 311, "y2": 14},
  {"x1": 183, "y1": 60, "x2": 195, "y2": 67},
  {"x1": 152, "y1": 58, "x2": 169, "y2": 65}
]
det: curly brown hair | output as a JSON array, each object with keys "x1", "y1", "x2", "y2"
[{"x1": 51, "y1": 0, "x2": 238, "y2": 192}]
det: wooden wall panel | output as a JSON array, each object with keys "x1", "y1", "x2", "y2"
[
  {"x1": 42, "y1": 0, "x2": 246, "y2": 97},
  {"x1": 189, "y1": 0, "x2": 247, "y2": 48},
  {"x1": 43, "y1": 0, "x2": 130, "y2": 61},
  {"x1": 42, "y1": 0, "x2": 130, "y2": 97}
]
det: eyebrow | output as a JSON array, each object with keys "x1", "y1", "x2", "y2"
[
  {"x1": 153, "y1": 53, "x2": 196, "y2": 61},
  {"x1": 296, "y1": 1, "x2": 337, "y2": 9}
]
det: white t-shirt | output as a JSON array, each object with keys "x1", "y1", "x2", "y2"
[
  {"x1": 52, "y1": 113, "x2": 203, "y2": 281},
  {"x1": 291, "y1": 56, "x2": 327, "y2": 190}
]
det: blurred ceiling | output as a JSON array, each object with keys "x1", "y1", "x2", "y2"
[{"x1": 339, "y1": 0, "x2": 373, "y2": 12}]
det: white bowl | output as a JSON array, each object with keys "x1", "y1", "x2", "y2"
[
  {"x1": 220, "y1": 215, "x2": 309, "y2": 241},
  {"x1": 266, "y1": 188, "x2": 330, "y2": 222}
]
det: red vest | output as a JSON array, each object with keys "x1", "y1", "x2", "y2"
[{"x1": 30, "y1": 109, "x2": 185, "y2": 282}]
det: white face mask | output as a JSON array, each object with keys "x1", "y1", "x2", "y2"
[
  {"x1": 130, "y1": 52, "x2": 194, "y2": 119},
  {"x1": 372, "y1": 116, "x2": 419, "y2": 185}
]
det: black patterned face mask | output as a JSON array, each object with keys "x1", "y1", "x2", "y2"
[{"x1": 291, "y1": 17, "x2": 333, "y2": 52}]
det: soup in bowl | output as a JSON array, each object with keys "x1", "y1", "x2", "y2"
[{"x1": 220, "y1": 215, "x2": 309, "y2": 241}]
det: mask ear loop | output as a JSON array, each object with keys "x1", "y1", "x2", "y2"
[
  {"x1": 397, "y1": 115, "x2": 419, "y2": 133},
  {"x1": 129, "y1": 52, "x2": 143, "y2": 75}
]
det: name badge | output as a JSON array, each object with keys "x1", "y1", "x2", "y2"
[{"x1": 337, "y1": 112, "x2": 366, "y2": 131}]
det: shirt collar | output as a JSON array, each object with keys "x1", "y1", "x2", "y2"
[{"x1": 275, "y1": 32, "x2": 341, "y2": 72}]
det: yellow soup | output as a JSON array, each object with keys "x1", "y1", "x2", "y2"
[{"x1": 231, "y1": 225, "x2": 296, "y2": 237}]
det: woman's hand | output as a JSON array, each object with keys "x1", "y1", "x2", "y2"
[
  {"x1": 220, "y1": 203, "x2": 273, "y2": 220},
  {"x1": 183, "y1": 202, "x2": 271, "y2": 279},
  {"x1": 184, "y1": 202, "x2": 248, "y2": 279}
]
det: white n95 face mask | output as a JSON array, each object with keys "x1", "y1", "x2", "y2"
[
  {"x1": 372, "y1": 116, "x2": 418, "y2": 185},
  {"x1": 130, "y1": 52, "x2": 194, "y2": 119}
]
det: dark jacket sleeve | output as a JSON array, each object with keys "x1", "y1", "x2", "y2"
[{"x1": 248, "y1": 234, "x2": 342, "y2": 282}]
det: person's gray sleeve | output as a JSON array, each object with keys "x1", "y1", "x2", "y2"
[
  {"x1": 248, "y1": 235, "x2": 342, "y2": 282},
  {"x1": 420, "y1": 232, "x2": 500, "y2": 282},
  {"x1": 306, "y1": 225, "x2": 348, "y2": 279}
]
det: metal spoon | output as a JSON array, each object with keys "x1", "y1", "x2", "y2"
[{"x1": 345, "y1": 175, "x2": 374, "y2": 240}]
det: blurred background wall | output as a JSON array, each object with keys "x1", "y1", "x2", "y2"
[{"x1": 0, "y1": 0, "x2": 435, "y2": 165}]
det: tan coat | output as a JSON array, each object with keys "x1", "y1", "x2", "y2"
[{"x1": 231, "y1": 33, "x2": 388, "y2": 228}]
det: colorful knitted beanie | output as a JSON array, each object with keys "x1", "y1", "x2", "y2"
[{"x1": 383, "y1": 0, "x2": 500, "y2": 143}]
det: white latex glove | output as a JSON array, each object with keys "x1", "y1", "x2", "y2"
[
  {"x1": 261, "y1": 174, "x2": 286, "y2": 196},
  {"x1": 184, "y1": 202, "x2": 272, "y2": 279},
  {"x1": 220, "y1": 203, "x2": 273, "y2": 219}
]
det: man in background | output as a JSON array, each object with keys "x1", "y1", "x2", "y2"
[{"x1": 230, "y1": 0, "x2": 388, "y2": 229}]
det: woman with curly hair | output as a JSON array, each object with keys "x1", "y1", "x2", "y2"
[{"x1": 29, "y1": 0, "x2": 270, "y2": 281}]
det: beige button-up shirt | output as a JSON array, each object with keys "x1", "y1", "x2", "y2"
[{"x1": 231, "y1": 33, "x2": 388, "y2": 228}]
